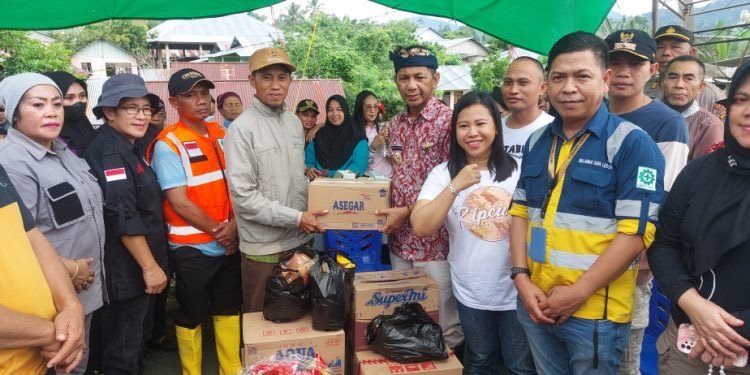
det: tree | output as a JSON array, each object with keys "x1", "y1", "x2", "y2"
[
  {"x1": 282, "y1": 13, "x2": 422, "y2": 118},
  {"x1": 305, "y1": 0, "x2": 324, "y2": 18},
  {"x1": 0, "y1": 31, "x2": 73, "y2": 78},
  {"x1": 57, "y1": 20, "x2": 151, "y2": 67},
  {"x1": 279, "y1": 3, "x2": 305, "y2": 29},
  {"x1": 470, "y1": 53, "x2": 510, "y2": 92}
]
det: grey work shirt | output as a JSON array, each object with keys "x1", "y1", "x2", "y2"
[
  {"x1": 0, "y1": 127, "x2": 106, "y2": 313},
  {"x1": 225, "y1": 97, "x2": 311, "y2": 256}
]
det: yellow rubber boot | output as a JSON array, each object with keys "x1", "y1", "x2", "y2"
[
  {"x1": 213, "y1": 315, "x2": 242, "y2": 375},
  {"x1": 175, "y1": 325, "x2": 202, "y2": 375}
]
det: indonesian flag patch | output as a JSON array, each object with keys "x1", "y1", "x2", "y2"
[{"x1": 104, "y1": 167, "x2": 127, "y2": 182}]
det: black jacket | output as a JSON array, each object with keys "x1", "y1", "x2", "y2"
[{"x1": 84, "y1": 124, "x2": 168, "y2": 302}]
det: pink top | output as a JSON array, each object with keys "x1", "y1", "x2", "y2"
[{"x1": 365, "y1": 125, "x2": 393, "y2": 178}]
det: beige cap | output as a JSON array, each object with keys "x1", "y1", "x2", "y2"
[{"x1": 248, "y1": 47, "x2": 296, "y2": 74}]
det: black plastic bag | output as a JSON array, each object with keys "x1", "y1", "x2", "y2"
[
  {"x1": 263, "y1": 250, "x2": 317, "y2": 323},
  {"x1": 366, "y1": 302, "x2": 448, "y2": 363},
  {"x1": 309, "y1": 252, "x2": 356, "y2": 331}
]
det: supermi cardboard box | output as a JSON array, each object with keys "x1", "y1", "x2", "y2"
[
  {"x1": 308, "y1": 178, "x2": 390, "y2": 230},
  {"x1": 242, "y1": 312, "x2": 345, "y2": 374},
  {"x1": 349, "y1": 269, "x2": 440, "y2": 352},
  {"x1": 355, "y1": 350, "x2": 463, "y2": 375}
]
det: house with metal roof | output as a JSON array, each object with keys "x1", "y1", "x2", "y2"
[
  {"x1": 148, "y1": 13, "x2": 283, "y2": 69},
  {"x1": 437, "y1": 64, "x2": 475, "y2": 109},
  {"x1": 72, "y1": 39, "x2": 139, "y2": 78}
]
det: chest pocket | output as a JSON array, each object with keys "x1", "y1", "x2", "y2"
[
  {"x1": 44, "y1": 181, "x2": 85, "y2": 228},
  {"x1": 568, "y1": 166, "x2": 614, "y2": 215},
  {"x1": 519, "y1": 163, "x2": 546, "y2": 205}
]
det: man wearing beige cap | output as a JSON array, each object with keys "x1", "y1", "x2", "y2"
[{"x1": 224, "y1": 47, "x2": 326, "y2": 312}]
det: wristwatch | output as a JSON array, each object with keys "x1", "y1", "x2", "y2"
[{"x1": 510, "y1": 267, "x2": 531, "y2": 280}]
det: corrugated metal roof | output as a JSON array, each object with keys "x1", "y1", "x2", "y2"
[
  {"x1": 438, "y1": 65, "x2": 474, "y2": 91},
  {"x1": 84, "y1": 76, "x2": 344, "y2": 126},
  {"x1": 170, "y1": 62, "x2": 251, "y2": 81},
  {"x1": 148, "y1": 13, "x2": 283, "y2": 46}
]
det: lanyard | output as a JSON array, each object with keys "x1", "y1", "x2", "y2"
[{"x1": 540, "y1": 132, "x2": 591, "y2": 218}]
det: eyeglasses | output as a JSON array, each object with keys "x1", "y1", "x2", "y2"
[
  {"x1": 364, "y1": 105, "x2": 379, "y2": 111},
  {"x1": 119, "y1": 105, "x2": 153, "y2": 116}
]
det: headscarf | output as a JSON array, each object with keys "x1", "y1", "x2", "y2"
[
  {"x1": 0, "y1": 73, "x2": 62, "y2": 127},
  {"x1": 685, "y1": 60, "x2": 750, "y2": 274},
  {"x1": 313, "y1": 95, "x2": 365, "y2": 170},
  {"x1": 217, "y1": 91, "x2": 241, "y2": 110},
  {"x1": 43, "y1": 71, "x2": 96, "y2": 155}
]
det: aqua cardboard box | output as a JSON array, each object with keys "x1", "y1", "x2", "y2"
[{"x1": 242, "y1": 312, "x2": 345, "y2": 374}]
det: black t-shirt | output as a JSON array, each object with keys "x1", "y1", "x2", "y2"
[{"x1": 0, "y1": 165, "x2": 36, "y2": 232}]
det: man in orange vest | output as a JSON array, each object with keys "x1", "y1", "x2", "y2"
[{"x1": 148, "y1": 68, "x2": 241, "y2": 375}]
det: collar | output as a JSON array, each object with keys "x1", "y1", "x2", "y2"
[
  {"x1": 681, "y1": 101, "x2": 700, "y2": 118},
  {"x1": 251, "y1": 96, "x2": 288, "y2": 117},
  {"x1": 100, "y1": 123, "x2": 137, "y2": 152},
  {"x1": 5, "y1": 126, "x2": 66, "y2": 161},
  {"x1": 549, "y1": 102, "x2": 609, "y2": 140},
  {"x1": 405, "y1": 96, "x2": 443, "y2": 122},
  {"x1": 172, "y1": 120, "x2": 223, "y2": 140}
]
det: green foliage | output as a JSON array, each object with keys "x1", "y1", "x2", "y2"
[
  {"x1": 470, "y1": 53, "x2": 510, "y2": 92},
  {"x1": 57, "y1": 20, "x2": 151, "y2": 66},
  {"x1": 0, "y1": 31, "x2": 72, "y2": 77},
  {"x1": 283, "y1": 13, "x2": 422, "y2": 118},
  {"x1": 596, "y1": 15, "x2": 650, "y2": 38}
]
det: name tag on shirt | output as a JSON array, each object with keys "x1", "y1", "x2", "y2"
[
  {"x1": 529, "y1": 226, "x2": 547, "y2": 263},
  {"x1": 104, "y1": 167, "x2": 127, "y2": 182}
]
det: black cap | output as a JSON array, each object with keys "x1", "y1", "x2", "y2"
[
  {"x1": 168, "y1": 68, "x2": 215, "y2": 97},
  {"x1": 655, "y1": 25, "x2": 694, "y2": 44},
  {"x1": 605, "y1": 29, "x2": 657, "y2": 62},
  {"x1": 295, "y1": 99, "x2": 319, "y2": 114}
]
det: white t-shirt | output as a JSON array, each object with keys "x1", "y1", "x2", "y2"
[
  {"x1": 502, "y1": 112, "x2": 554, "y2": 164},
  {"x1": 418, "y1": 162, "x2": 521, "y2": 311}
]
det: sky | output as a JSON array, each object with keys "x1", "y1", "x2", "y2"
[{"x1": 254, "y1": 0, "x2": 663, "y2": 24}]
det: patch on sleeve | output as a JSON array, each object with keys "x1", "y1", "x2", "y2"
[
  {"x1": 636, "y1": 166, "x2": 657, "y2": 191},
  {"x1": 104, "y1": 167, "x2": 127, "y2": 182}
]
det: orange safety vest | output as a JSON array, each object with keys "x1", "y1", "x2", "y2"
[{"x1": 147, "y1": 121, "x2": 232, "y2": 245}]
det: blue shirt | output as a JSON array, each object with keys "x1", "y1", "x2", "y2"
[
  {"x1": 151, "y1": 140, "x2": 225, "y2": 257},
  {"x1": 510, "y1": 104, "x2": 665, "y2": 322},
  {"x1": 617, "y1": 99, "x2": 688, "y2": 190},
  {"x1": 304, "y1": 140, "x2": 369, "y2": 177}
]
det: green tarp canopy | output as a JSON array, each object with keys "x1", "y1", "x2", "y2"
[
  {"x1": 0, "y1": 0, "x2": 283, "y2": 30},
  {"x1": 371, "y1": 0, "x2": 616, "y2": 54},
  {"x1": 1, "y1": 0, "x2": 615, "y2": 55}
]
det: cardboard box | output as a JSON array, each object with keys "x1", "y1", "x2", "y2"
[
  {"x1": 242, "y1": 312, "x2": 345, "y2": 374},
  {"x1": 355, "y1": 350, "x2": 463, "y2": 375},
  {"x1": 349, "y1": 269, "x2": 440, "y2": 352},
  {"x1": 308, "y1": 178, "x2": 390, "y2": 230}
]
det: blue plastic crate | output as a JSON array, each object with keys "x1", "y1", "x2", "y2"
[
  {"x1": 640, "y1": 280, "x2": 671, "y2": 375},
  {"x1": 323, "y1": 230, "x2": 389, "y2": 271}
]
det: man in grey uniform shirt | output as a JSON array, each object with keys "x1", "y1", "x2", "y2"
[{"x1": 225, "y1": 47, "x2": 326, "y2": 312}]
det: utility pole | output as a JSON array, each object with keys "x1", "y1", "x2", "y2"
[{"x1": 652, "y1": 0, "x2": 659, "y2": 35}]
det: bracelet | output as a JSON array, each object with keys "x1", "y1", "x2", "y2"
[
  {"x1": 71, "y1": 261, "x2": 80, "y2": 280},
  {"x1": 447, "y1": 183, "x2": 458, "y2": 195}
]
